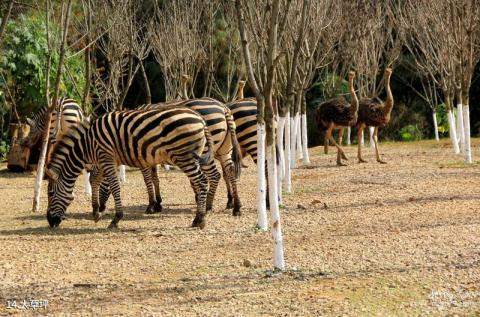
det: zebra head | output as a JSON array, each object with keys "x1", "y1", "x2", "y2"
[
  {"x1": 20, "y1": 114, "x2": 46, "y2": 148},
  {"x1": 45, "y1": 167, "x2": 75, "y2": 228}
]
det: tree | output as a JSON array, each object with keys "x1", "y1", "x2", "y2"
[
  {"x1": 33, "y1": 0, "x2": 73, "y2": 212},
  {"x1": 236, "y1": 0, "x2": 291, "y2": 271}
]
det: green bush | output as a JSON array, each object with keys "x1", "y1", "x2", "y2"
[
  {"x1": 435, "y1": 103, "x2": 450, "y2": 136},
  {"x1": 399, "y1": 124, "x2": 423, "y2": 141}
]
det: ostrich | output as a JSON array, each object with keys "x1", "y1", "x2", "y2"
[
  {"x1": 356, "y1": 68, "x2": 393, "y2": 164},
  {"x1": 314, "y1": 71, "x2": 359, "y2": 166}
]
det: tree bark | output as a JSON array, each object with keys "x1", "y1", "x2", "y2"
[
  {"x1": 462, "y1": 103, "x2": 472, "y2": 163},
  {"x1": 284, "y1": 110, "x2": 291, "y2": 192},
  {"x1": 456, "y1": 99, "x2": 465, "y2": 153},
  {"x1": 432, "y1": 111, "x2": 439, "y2": 142},
  {"x1": 347, "y1": 127, "x2": 351, "y2": 145},
  {"x1": 0, "y1": 0, "x2": 14, "y2": 45},
  {"x1": 369, "y1": 126, "x2": 375, "y2": 148},
  {"x1": 276, "y1": 116, "x2": 286, "y2": 204},
  {"x1": 140, "y1": 61, "x2": 151, "y2": 104}
]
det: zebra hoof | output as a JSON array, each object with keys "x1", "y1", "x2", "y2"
[
  {"x1": 225, "y1": 201, "x2": 234, "y2": 210},
  {"x1": 192, "y1": 216, "x2": 206, "y2": 229},
  {"x1": 154, "y1": 202, "x2": 163, "y2": 213},
  {"x1": 93, "y1": 212, "x2": 102, "y2": 223},
  {"x1": 107, "y1": 222, "x2": 118, "y2": 229},
  {"x1": 232, "y1": 209, "x2": 241, "y2": 217}
]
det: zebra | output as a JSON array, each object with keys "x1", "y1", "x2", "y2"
[
  {"x1": 45, "y1": 106, "x2": 218, "y2": 229},
  {"x1": 21, "y1": 97, "x2": 86, "y2": 148},
  {"x1": 92, "y1": 97, "x2": 243, "y2": 216}
]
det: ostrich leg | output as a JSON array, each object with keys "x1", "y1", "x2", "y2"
[
  {"x1": 373, "y1": 127, "x2": 386, "y2": 164},
  {"x1": 336, "y1": 128, "x2": 347, "y2": 166},
  {"x1": 357, "y1": 124, "x2": 367, "y2": 163}
]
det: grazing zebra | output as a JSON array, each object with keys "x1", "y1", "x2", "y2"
[
  {"x1": 21, "y1": 97, "x2": 86, "y2": 148},
  {"x1": 93, "y1": 97, "x2": 243, "y2": 216},
  {"x1": 46, "y1": 107, "x2": 217, "y2": 229},
  {"x1": 20, "y1": 98, "x2": 91, "y2": 195}
]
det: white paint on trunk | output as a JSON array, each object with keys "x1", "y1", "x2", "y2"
[
  {"x1": 432, "y1": 111, "x2": 440, "y2": 142},
  {"x1": 163, "y1": 165, "x2": 171, "y2": 171},
  {"x1": 256, "y1": 123, "x2": 268, "y2": 230},
  {"x1": 289, "y1": 116, "x2": 296, "y2": 168},
  {"x1": 456, "y1": 103, "x2": 465, "y2": 153},
  {"x1": 276, "y1": 116, "x2": 286, "y2": 205},
  {"x1": 463, "y1": 104, "x2": 472, "y2": 163},
  {"x1": 301, "y1": 114, "x2": 310, "y2": 164},
  {"x1": 32, "y1": 140, "x2": 50, "y2": 212},
  {"x1": 84, "y1": 170, "x2": 92, "y2": 196},
  {"x1": 284, "y1": 112, "x2": 292, "y2": 193},
  {"x1": 296, "y1": 114, "x2": 303, "y2": 160},
  {"x1": 447, "y1": 110, "x2": 460, "y2": 154},
  {"x1": 277, "y1": 116, "x2": 286, "y2": 180},
  {"x1": 119, "y1": 165, "x2": 126, "y2": 183},
  {"x1": 347, "y1": 127, "x2": 351, "y2": 145},
  {"x1": 369, "y1": 126, "x2": 375, "y2": 148},
  {"x1": 267, "y1": 144, "x2": 285, "y2": 271}
]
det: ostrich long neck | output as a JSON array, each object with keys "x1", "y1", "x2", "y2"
[
  {"x1": 349, "y1": 77, "x2": 359, "y2": 116},
  {"x1": 384, "y1": 73, "x2": 393, "y2": 115}
]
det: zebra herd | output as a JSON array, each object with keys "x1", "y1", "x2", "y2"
[{"x1": 22, "y1": 97, "x2": 259, "y2": 229}]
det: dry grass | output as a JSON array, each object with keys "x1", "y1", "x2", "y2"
[{"x1": 1, "y1": 139, "x2": 480, "y2": 316}]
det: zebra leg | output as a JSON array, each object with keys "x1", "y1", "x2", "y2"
[
  {"x1": 220, "y1": 158, "x2": 241, "y2": 216},
  {"x1": 101, "y1": 161, "x2": 124, "y2": 229},
  {"x1": 200, "y1": 159, "x2": 221, "y2": 213},
  {"x1": 223, "y1": 169, "x2": 234, "y2": 209},
  {"x1": 151, "y1": 166, "x2": 163, "y2": 212},
  {"x1": 98, "y1": 180, "x2": 110, "y2": 213},
  {"x1": 175, "y1": 158, "x2": 208, "y2": 229},
  {"x1": 141, "y1": 167, "x2": 157, "y2": 214},
  {"x1": 89, "y1": 167, "x2": 103, "y2": 221}
]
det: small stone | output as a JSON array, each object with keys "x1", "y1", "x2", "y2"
[
  {"x1": 323, "y1": 203, "x2": 328, "y2": 209},
  {"x1": 311, "y1": 199, "x2": 322, "y2": 204},
  {"x1": 243, "y1": 259, "x2": 252, "y2": 267},
  {"x1": 297, "y1": 204, "x2": 307, "y2": 210},
  {"x1": 408, "y1": 197, "x2": 415, "y2": 202}
]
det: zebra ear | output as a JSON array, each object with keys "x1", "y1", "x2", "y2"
[
  {"x1": 26, "y1": 118, "x2": 35, "y2": 127},
  {"x1": 45, "y1": 168, "x2": 59, "y2": 181}
]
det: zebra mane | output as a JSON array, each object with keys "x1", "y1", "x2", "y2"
[{"x1": 48, "y1": 120, "x2": 90, "y2": 172}]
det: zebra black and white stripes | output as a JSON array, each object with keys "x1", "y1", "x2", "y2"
[{"x1": 46, "y1": 107, "x2": 217, "y2": 229}]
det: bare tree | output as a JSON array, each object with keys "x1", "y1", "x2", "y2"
[
  {"x1": 236, "y1": 0, "x2": 291, "y2": 271},
  {"x1": 33, "y1": 0, "x2": 73, "y2": 212},
  {"x1": 0, "y1": 0, "x2": 15, "y2": 45},
  {"x1": 149, "y1": 0, "x2": 206, "y2": 101}
]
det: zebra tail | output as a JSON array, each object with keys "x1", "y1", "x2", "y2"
[
  {"x1": 193, "y1": 126, "x2": 215, "y2": 166},
  {"x1": 225, "y1": 108, "x2": 242, "y2": 178}
]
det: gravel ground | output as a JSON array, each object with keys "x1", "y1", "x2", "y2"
[{"x1": 0, "y1": 139, "x2": 480, "y2": 316}]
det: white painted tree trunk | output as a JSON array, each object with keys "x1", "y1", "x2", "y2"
[
  {"x1": 361, "y1": 129, "x2": 365, "y2": 145},
  {"x1": 256, "y1": 123, "x2": 268, "y2": 230},
  {"x1": 369, "y1": 126, "x2": 375, "y2": 148},
  {"x1": 447, "y1": 109, "x2": 460, "y2": 154},
  {"x1": 347, "y1": 127, "x2": 351, "y2": 145},
  {"x1": 32, "y1": 143, "x2": 49, "y2": 212},
  {"x1": 301, "y1": 113, "x2": 310, "y2": 164},
  {"x1": 267, "y1": 144, "x2": 285, "y2": 271},
  {"x1": 276, "y1": 116, "x2": 286, "y2": 204},
  {"x1": 284, "y1": 112, "x2": 292, "y2": 193},
  {"x1": 119, "y1": 165, "x2": 126, "y2": 183},
  {"x1": 289, "y1": 116, "x2": 296, "y2": 168},
  {"x1": 463, "y1": 104, "x2": 472, "y2": 163},
  {"x1": 296, "y1": 114, "x2": 303, "y2": 161},
  {"x1": 164, "y1": 165, "x2": 171, "y2": 171},
  {"x1": 457, "y1": 103, "x2": 465, "y2": 153},
  {"x1": 84, "y1": 170, "x2": 92, "y2": 196},
  {"x1": 432, "y1": 111, "x2": 440, "y2": 142}
]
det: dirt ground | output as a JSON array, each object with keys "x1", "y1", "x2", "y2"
[{"x1": 0, "y1": 139, "x2": 480, "y2": 316}]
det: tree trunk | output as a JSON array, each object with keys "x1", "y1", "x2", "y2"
[
  {"x1": 119, "y1": 165, "x2": 126, "y2": 183},
  {"x1": 276, "y1": 116, "x2": 286, "y2": 204},
  {"x1": 256, "y1": 122, "x2": 268, "y2": 230},
  {"x1": 267, "y1": 142, "x2": 284, "y2": 271},
  {"x1": 432, "y1": 111, "x2": 439, "y2": 141},
  {"x1": 447, "y1": 109, "x2": 460, "y2": 154},
  {"x1": 301, "y1": 113, "x2": 309, "y2": 164},
  {"x1": 0, "y1": 0, "x2": 14, "y2": 45},
  {"x1": 284, "y1": 110, "x2": 291, "y2": 192},
  {"x1": 140, "y1": 61, "x2": 151, "y2": 105},
  {"x1": 295, "y1": 113, "x2": 303, "y2": 160},
  {"x1": 347, "y1": 127, "x2": 351, "y2": 145},
  {"x1": 289, "y1": 115, "x2": 296, "y2": 168},
  {"x1": 456, "y1": 102, "x2": 465, "y2": 153},
  {"x1": 83, "y1": 169, "x2": 92, "y2": 196},
  {"x1": 463, "y1": 103, "x2": 472, "y2": 163}
]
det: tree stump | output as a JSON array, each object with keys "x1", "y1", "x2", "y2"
[{"x1": 7, "y1": 123, "x2": 31, "y2": 172}]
